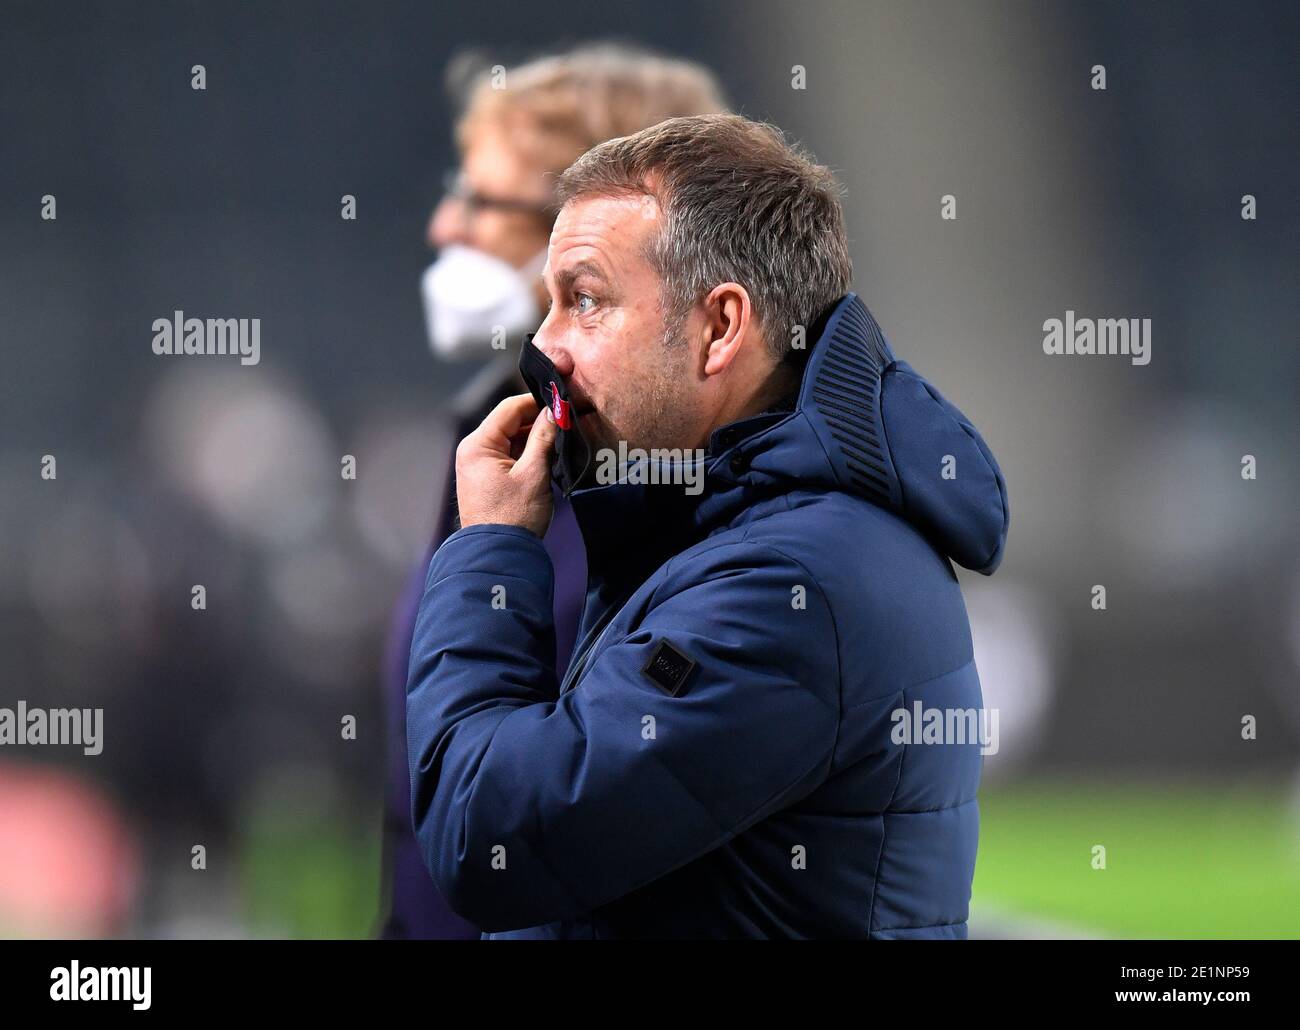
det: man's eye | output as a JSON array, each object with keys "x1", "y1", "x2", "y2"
[{"x1": 575, "y1": 293, "x2": 596, "y2": 315}]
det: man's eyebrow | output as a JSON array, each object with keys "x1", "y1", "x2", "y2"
[{"x1": 550, "y1": 260, "x2": 610, "y2": 293}]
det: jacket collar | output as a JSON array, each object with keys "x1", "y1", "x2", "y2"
[
  {"x1": 565, "y1": 293, "x2": 870, "y2": 609},
  {"x1": 562, "y1": 288, "x2": 1010, "y2": 631}
]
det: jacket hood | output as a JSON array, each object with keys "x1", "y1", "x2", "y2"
[
  {"x1": 569, "y1": 292, "x2": 1009, "y2": 589},
  {"x1": 703, "y1": 292, "x2": 1008, "y2": 574}
]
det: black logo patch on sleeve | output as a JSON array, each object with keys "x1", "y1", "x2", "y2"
[{"x1": 642, "y1": 640, "x2": 696, "y2": 696}]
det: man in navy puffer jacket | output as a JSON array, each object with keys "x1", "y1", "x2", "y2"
[{"x1": 407, "y1": 113, "x2": 1009, "y2": 939}]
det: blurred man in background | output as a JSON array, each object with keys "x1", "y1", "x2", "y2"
[{"x1": 379, "y1": 42, "x2": 727, "y2": 938}]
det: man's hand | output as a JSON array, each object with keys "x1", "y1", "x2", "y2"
[{"x1": 456, "y1": 393, "x2": 558, "y2": 538}]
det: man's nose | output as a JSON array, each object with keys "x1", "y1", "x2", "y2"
[
  {"x1": 427, "y1": 196, "x2": 469, "y2": 249},
  {"x1": 533, "y1": 324, "x2": 575, "y2": 378}
]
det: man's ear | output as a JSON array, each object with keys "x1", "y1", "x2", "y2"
[{"x1": 701, "y1": 283, "x2": 754, "y2": 376}]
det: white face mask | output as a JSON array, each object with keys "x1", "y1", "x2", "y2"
[{"x1": 420, "y1": 244, "x2": 547, "y2": 361}]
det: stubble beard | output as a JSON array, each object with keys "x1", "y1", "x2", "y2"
[{"x1": 610, "y1": 325, "x2": 698, "y2": 455}]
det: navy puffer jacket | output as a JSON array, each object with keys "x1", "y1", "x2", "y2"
[{"x1": 407, "y1": 293, "x2": 1009, "y2": 938}]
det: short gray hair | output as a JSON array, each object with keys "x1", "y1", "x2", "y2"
[{"x1": 555, "y1": 113, "x2": 853, "y2": 364}]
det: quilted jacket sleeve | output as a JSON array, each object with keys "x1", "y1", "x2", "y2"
[{"x1": 406, "y1": 523, "x2": 840, "y2": 932}]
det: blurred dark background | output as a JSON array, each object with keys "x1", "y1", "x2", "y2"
[{"x1": 1, "y1": 0, "x2": 1296, "y2": 937}]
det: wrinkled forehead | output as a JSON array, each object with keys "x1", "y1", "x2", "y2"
[{"x1": 544, "y1": 192, "x2": 663, "y2": 283}]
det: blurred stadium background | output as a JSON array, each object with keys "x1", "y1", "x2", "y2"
[{"x1": 0, "y1": 0, "x2": 1296, "y2": 938}]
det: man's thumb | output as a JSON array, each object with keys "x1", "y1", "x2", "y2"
[{"x1": 516, "y1": 407, "x2": 558, "y2": 477}]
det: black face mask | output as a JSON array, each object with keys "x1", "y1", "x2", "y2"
[{"x1": 518, "y1": 333, "x2": 592, "y2": 496}]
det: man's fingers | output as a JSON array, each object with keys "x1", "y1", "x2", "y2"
[
  {"x1": 468, "y1": 393, "x2": 542, "y2": 457},
  {"x1": 485, "y1": 393, "x2": 542, "y2": 438},
  {"x1": 513, "y1": 406, "x2": 559, "y2": 479}
]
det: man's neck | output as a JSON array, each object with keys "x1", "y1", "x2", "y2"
[{"x1": 701, "y1": 367, "x2": 799, "y2": 446}]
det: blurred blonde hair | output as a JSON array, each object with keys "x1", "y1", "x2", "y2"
[{"x1": 450, "y1": 43, "x2": 728, "y2": 184}]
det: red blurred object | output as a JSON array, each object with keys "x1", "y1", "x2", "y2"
[{"x1": 0, "y1": 761, "x2": 140, "y2": 937}]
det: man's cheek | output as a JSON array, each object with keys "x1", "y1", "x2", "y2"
[{"x1": 597, "y1": 307, "x2": 630, "y2": 334}]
